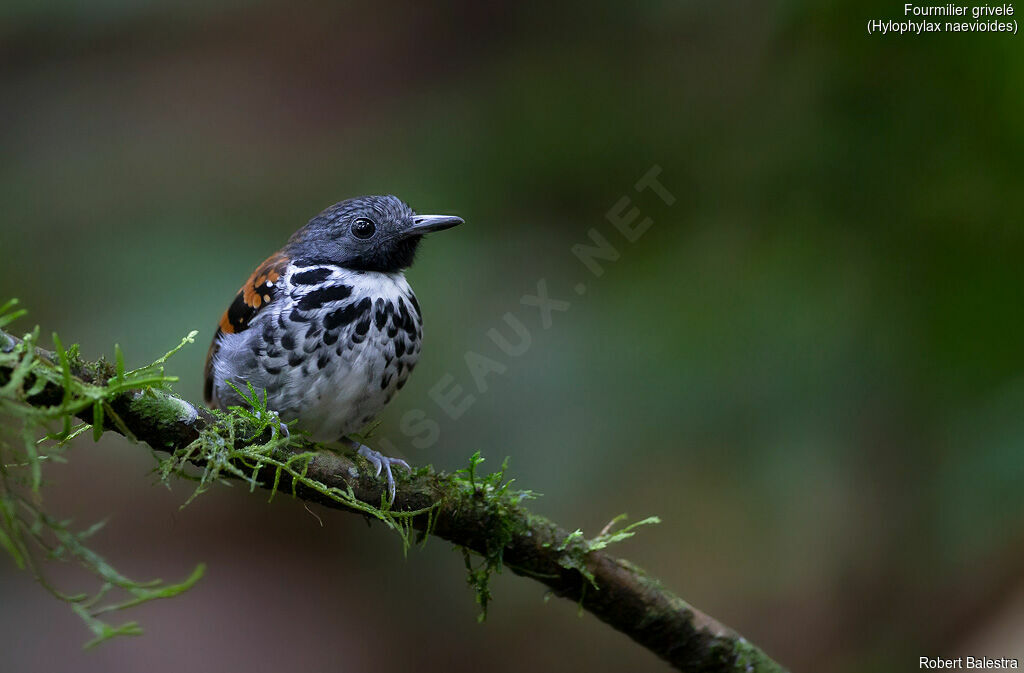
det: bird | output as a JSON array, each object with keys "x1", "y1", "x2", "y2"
[{"x1": 204, "y1": 195, "x2": 463, "y2": 499}]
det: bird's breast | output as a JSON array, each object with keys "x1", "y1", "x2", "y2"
[{"x1": 212, "y1": 263, "x2": 424, "y2": 441}]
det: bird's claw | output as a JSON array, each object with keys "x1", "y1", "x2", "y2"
[{"x1": 352, "y1": 442, "x2": 410, "y2": 502}]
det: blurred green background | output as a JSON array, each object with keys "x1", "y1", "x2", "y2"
[{"x1": 1, "y1": 1, "x2": 1023, "y2": 671}]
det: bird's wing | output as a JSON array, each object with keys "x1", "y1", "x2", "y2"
[{"x1": 204, "y1": 252, "x2": 290, "y2": 406}]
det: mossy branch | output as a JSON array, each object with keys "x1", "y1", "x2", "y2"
[{"x1": 0, "y1": 320, "x2": 787, "y2": 673}]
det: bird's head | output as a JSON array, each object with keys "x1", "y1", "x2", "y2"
[{"x1": 287, "y1": 195, "x2": 463, "y2": 272}]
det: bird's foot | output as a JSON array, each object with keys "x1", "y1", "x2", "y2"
[{"x1": 348, "y1": 440, "x2": 410, "y2": 502}]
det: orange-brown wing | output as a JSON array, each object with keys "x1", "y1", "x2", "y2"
[{"x1": 204, "y1": 252, "x2": 289, "y2": 406}]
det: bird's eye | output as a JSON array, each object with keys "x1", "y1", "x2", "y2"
[{"x1": 351, "y1": 218, "x2": 377, "y2": 239}]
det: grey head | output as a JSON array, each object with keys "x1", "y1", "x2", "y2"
[{"x1": 285, "y1": 195, "x2": 463, "y2": 273}]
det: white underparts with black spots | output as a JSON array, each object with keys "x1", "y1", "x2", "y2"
[{"x1": 210, "y1": 262, "x2": 423, "y2": 441}]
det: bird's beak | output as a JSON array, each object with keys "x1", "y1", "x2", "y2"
[{"x1": 408, "y1": 214, "x2": 464, "y2": 236}]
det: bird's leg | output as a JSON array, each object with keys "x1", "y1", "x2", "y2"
[{"x1": 344, "y1": 438, "x2": 410, "y2": 502}]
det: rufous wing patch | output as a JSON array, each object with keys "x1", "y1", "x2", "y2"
[
  {"x1": 216, "y1": 252, "x2": 289, "y2": 334},
  {"x1": 205, "y1": 251, "x2": 289, "y2": 407}
]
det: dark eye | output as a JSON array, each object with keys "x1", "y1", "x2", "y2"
[{"x1": 351, "y1": 218, "x2": 376, "y2": 239}]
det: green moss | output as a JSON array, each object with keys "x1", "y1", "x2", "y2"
[
  {"x1": 550, "y1": 514, "x2": 661, "y2": 591},
  {"x1": 0, "y1": 302, "x2": 205, "y2": 648},
  {"x1": 445, "y1": 457, "x2": 662, "y2": 619},
  {"x1": 449, "y1": 452, "x2": 535, "y2": 620},
  {"x1": 129, "y1": 392, "x2": 199, "y2": 450},
  {"x1": 157, "y1": 381, "x2": 439, "y2": 550},
  {"x1": 729, "y1": 637, "x2": 788, "y2": 673}
]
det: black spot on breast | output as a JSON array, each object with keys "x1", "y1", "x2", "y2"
[
  {"x1": 324, "y1": 297, "x2": 371, "y2": 330},
  {"x1": 374, "y1": 299, "x2": 388, "y2": 330},
  {"x1": 281, "y1": 332, "x2": 296, "y2": 350},
  {"x1": 323, "y1": 330, "x2": 339, "y2": 346},
  {"x1": 398, "y1": 299, "x2": 417, "y2": 336},
  {"x1": 266, "y1": 346, "x2": 282, "y2": 358},
  {"x1": 298, "y1": 284, "x2": 352, "y2": 310},
  {"x1": 355, "y1": 318, "x2": 370, "y2": 337},
  {"x1": 380, "y1": 373, "x2": 393, "y2": 389},
  {"x1": 290, "y1": 309, "x2": 312, "y2": 323},
  {"x1": 325, "y1": 304, "x2": 358, "y2": 330},
  {"x1": 317, "y1": 352, "x2": 330, "y2": 369},
  {"x1": 302, "y1": 363, "x2": 311, "y2": 377},
  {"x1": 288, "y1": 352, "x2": 303, "y2": 367},
  {"x1": 387, "y1": 323, "x2": 398, "y2": 338},
  {"x1": 408, "y1": 293, "x2": 421, "y2": 318},
  {"x1": 264, "y1": 365, "x2": 282, "y2": 375},
  {"x1": 292, "y1": 268, "x2": 332, "y2": 285},
  {"x1": 395, "y1": 339, "x2": 406, "y2": 358},
  {"x1": 305, "y1": 325, "x2": 321, "y2": 341}
]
